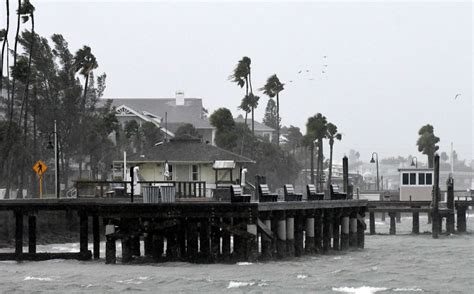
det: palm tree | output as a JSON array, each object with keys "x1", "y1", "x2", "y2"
[
  {"x1": 325, "y1": 122, "x2": 342, "y2": 190},
  {"x1": 306, "y1": 113, "x2": 327, "y2": 191},
  {"x1": 260, "y1": 74, "x2": 284, "y2": 145},
  {"x1": 73, "y1": 45, "x2": 98, "y2": 111},
  {"x1": 302, "y1": 134, "x2": 316, "y2": 185},
  {"x1": 0, "y1": 0, "x2": 10, "y2": 94},
  {"x1": 238, "y1": 95, "x2": 251, "y2": 125},
  {"x1": 229, "y1": 56, "x2": 258, "y2": 135},
  {"x1": 72, "y1": 46, "x2": 98, "y2": 178}
]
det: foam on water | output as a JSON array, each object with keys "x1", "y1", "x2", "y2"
[
  {"x1": 236, "y1": 262, "x2": 253, "y2": 266},
  {"x1": 332, "y1": 286, "x2": 388, "y2": 293},
  {"x1": 227, "y1": 281, "x2": 255, "y2": 288},
  {"x1": 24, "y1": 276, "x2": 55, "y2": 282},
  {"x1": 393, "y1": 288, "x2": 423, "y2": 292},
  {"x1": 297, "y1": 274, "x2": 308, "y2": 279}
]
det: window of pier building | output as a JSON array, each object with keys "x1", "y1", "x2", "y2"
[{"x1": 401, "y1": 171, "x2": 433, "y2": 186}]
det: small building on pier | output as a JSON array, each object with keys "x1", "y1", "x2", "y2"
[
  {"x1": 398, "y1": 168, "x2": 434, "y2": 201},
  {"x1": 114, "y1": 137, "x2": 254, "y2": 197}
]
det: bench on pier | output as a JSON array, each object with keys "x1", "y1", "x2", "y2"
[
  {"x1": 258, "y1": 184, "x2": 278, "y2": 202},
  {"x1": 283, "y1": 184, "x2": 303, "y2": 201},
  {"x1": 306, "y1": 184, "x2": 324, "y2": 201},
  {"x1": 230, "y1": 185, "x2": 251, "y2": 203},
  {"x1": 330, "y1": 185, "x2": 347, "y2": 200}
]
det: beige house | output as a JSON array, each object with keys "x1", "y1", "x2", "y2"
[
  {"x1": 398, "y1": 168, "x2": 434, "y2": 201},
  {"x1": 115, "y1": 137, "x2": 254, "y2": 197}
]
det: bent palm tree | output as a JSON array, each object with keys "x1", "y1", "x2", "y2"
[
  {"x1": 325, "y1": 122, "x2": 342, "y2": 190},
  {"x1": 73, "y1": 45, "x2": 98, "y2": 111},
  {"x1": 306, "y1": 113, "x2": 327, "y2": 191},
  {"x1": 260, "y1": 74, "x2": 284, "y2": 145}
]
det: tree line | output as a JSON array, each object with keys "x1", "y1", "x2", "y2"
[{"x1": 0, "y1": 0, "x2": 117, "y2": 198}]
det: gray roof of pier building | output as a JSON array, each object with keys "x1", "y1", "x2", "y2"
[
  {"x1": 107, "y1": 98, "x2": 213, "y2": 129},
  {"x1": 122, "y1": 137, "x2": 255, "y2": 164}
]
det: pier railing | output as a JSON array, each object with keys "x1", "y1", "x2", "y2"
[{"x1": 74, "y1": 180, "x2": 207, "y2": 199}]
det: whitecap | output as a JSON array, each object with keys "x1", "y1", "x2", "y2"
[
  {"x1": 24, "y1": 276, "x2": 55, "y2": 282},
  {"x1": 332, "y1": 286, "x2": 388, "y2": 294},
  {"x1": 227, "y1": 281, "x2": 255, "y2": 288},
  {"x1": 116, "y1": 279, "x2": 143, "y2": 285},
  {"x1": 258, "y1": 282, "x2": 269, "y2": 287},
  {"x1": 297, "y1": 274, "x2": 308, "y2": 279},
  {"x1": 333, "y1": 256, "x2": 342, "y2": 260},
  {"x1": 393, "y1": 288, "x2": 423, "y2": 292},
  {"x1": 236, "y1": 262, "x2": 253, "y2": 266}
]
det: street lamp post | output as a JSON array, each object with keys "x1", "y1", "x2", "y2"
[
  {"x1": 411, "y1": 156, "x2": 418, "y2": 168},
  {"x1": 370, "y1": 152, "x2": 379, "y2": 191},
  {"x1": 47, "y1": 120, "x2": 60, "y2": 199}
]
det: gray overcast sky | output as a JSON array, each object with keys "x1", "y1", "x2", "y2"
[{"x1": 3, "y1": 1, "x2": 473, "y2": 163}]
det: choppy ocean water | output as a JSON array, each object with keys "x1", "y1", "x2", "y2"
[{"x1": 0, "y1": 215, "x2": 472, "y2": 293}]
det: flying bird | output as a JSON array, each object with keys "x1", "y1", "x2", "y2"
[
  {"x1": 322, "y1": 71, "x2": 326, "y2": 74},
  {"x1": 298, "y1": 70, "x2": 302, "y2": 74},
  {"x1": 454, "y1": 93, "x2": 461, "y2": 99},
  {"x1": 309, "y1": 78, "x2": 314, "y2": 80},
  {"x1": 289, "y1": 80, "x2": 293, "y2": 83},
  {"x1": 324, "y1": 64, "x2": 328, "y2": 67},
  {"x1": 323, "y1": 56, "x2": 327, "y2": 58},
  {"x1": 306, "y1": 70, "x2": 309, "y2": 72}
]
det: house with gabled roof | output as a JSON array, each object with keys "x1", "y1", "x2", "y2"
[
  {"x1": 234, "y1": 115, "x2": 276, "y2": 142},
  {"x1": 105, "y1": 95, "x2": 216, "y2": 145}
]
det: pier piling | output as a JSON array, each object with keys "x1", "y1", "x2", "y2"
[
  {"x1": 28, "y1": 214, "x2": 36, "y2": 254},
  {"x1": 389, "y1": 212, "x2": 396, "y2": 235}
]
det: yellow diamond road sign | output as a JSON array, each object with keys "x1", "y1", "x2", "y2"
[{"x1": 33, "y1": 160, "x2": 47, "y2": 176}]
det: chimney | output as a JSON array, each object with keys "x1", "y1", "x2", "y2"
[{"x1": 175, "y1": 90, "x2": 185, "y2": 106}]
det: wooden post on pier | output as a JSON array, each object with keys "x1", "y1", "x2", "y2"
[
  {"x1": 343, "y1": 156, "x2": 349, "y2": 198},
  {"x1": 122, "y1": 236, "x2": 133, "y2": 263},
  {"x1": 144, "y1": 232, "x2": 153, "y2": 257},
  {"x1": 357, "y1": 210, "x2": 365, "y2": 248},
  {"x1": 341, "y1": 211, "x2": 350, "y2": 250},
  {"x1": 349, "y1": 211, "x2": 357, "y2": 247},
  {"x1": 314, "y1": 210, "x2": 323, "y2": 253},
  {"x1": 152, "y1": 233, "x2": 164, "y2": 261},
  {"x1": 389, "y1": 212, "x2": 396, "y2": 235},
  {"x1": 456, "y1": 206, "x2": 467, "y2": 233},
  {"x1": 276, "y1": 211, "x2": 287, "y2": 258},
  {"x1": 305, "y1": 210, "x2": 315, "y2": 254},
  {"x1": 246, "y1": 210, "x2": 258, "y2": 262},
  {"x1": 105, "y1": 220, "x2": 116, "y2": 264},
  {"x1": 210, "y1": 216, "x2": 220, "y2": 262},
  {"x1": 92, "y1": 216, "x2": 100, "y2": 259},
  {"x1": 294, "y1": 212, "x2": 304, "y2": 257},
  {"x1": 221, "y1": 218, "x2": 231, "y2": 261},
  {"x1": 186, "y1": 219, "x2": 198, "y2": 261},
  {"x1": 261, "y1": 215, "x2": 273, "y2": 259},
  {"x1": 286, "y1": 211, "x2": 295, "y2": 257},
  {"x1": 446, "y1": 177, "x2": 455, "y2": 234},
  {"x1": 323, "y1": 210, "x2": 332, "y2": 252},
  {"x1": 28, "y1": 214, "x2": 36, "y2": 254},
  {"x1": 15, "y1": 211, "x2": 23, "y2": 258},
  {"x1": 432, "y1": 154, "x2": 440, "y2": 239},
  {"x1": 199, "y1": 218, "x2": 211, "y2": 261},
  {"x1": 332, "y1": 209, "x2": 341, "y2": 251},
  {"x1": 79, "y1": 211, "x2": 89, "y2": 259},
  {"x1": 130, "y1": 219, "x2": 141, "y2": 257},
  {"x1": 412, "y1": 209, "x2": 419, "y2": 234},
  {"x1": 369, "y1": 212, "x2": 375, "y2": 235}
]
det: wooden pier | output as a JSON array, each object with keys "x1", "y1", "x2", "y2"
[{"x1": 0, "y1": 198, "x2": 367, "y2": 263}]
